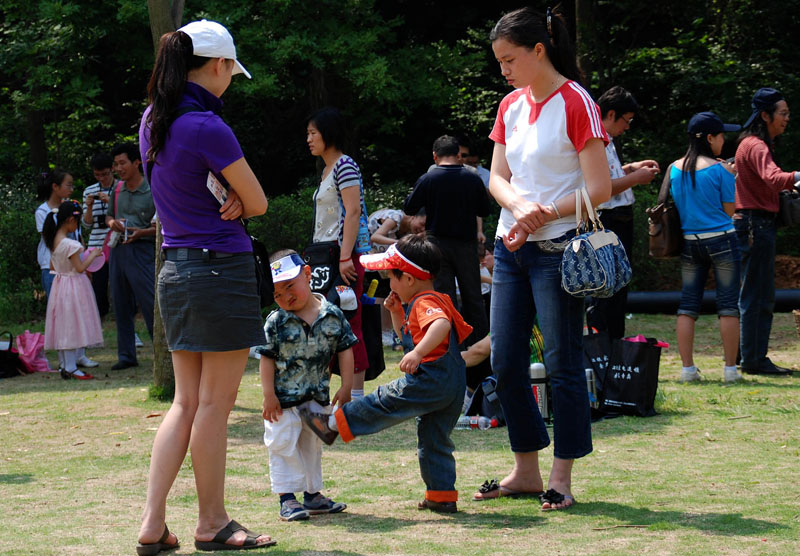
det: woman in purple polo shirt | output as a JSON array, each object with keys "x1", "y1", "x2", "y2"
[{"x1": 137, "y1": 20, "x2": 274, "y2": 553}]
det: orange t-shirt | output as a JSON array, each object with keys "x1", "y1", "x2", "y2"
[{"x1": 404, "y1": 291, "x2": 473, "y2": 363}]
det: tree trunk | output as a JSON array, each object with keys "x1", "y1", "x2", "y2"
[
  {"x1": 574, "y1": 0, "x2": 594, "y2": 86},
  {"x1": 147, "y1": 0, "x2": 182, "y2": 52},
  {"x1": 26, "y1": 110, "x2": 48, "y2": 173},
  {"x1": 147, "y1": 0, "x2": 184, "y2": 396}
]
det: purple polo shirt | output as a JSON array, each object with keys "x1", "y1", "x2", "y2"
[{"x1": 139, "y1": 82, "x2": 251, "y2": 253}]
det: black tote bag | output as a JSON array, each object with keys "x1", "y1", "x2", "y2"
[{"x1": 599, "y1": 337, "x2": 662, "y2": 417}]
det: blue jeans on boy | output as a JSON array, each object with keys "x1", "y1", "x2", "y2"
[
  {"x1": 335, "y1": 295, "x2": 465, "y2": 502},
  {"x1": 734, "y1": 212, "x2": 777, "y2": 369},
  {"x1": 678, "y1": 231, "x2": 740, "y2": 319},
  {"x1": 490, "y1": 237, "x2": 592, "y2": 460}
]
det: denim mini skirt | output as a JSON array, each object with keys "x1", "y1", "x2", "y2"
[{"x1": 157, "y1": 253, "x2": 266, "y2": 352}]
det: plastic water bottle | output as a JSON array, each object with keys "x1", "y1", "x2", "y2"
[{"x1": 454, "y1": 415, "x2": 498, "y2": 430}]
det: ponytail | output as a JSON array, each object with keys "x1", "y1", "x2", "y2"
[
  {"x1": 145, "y1": 31, "x2": 208, "y2": 166},
  {"x1": 42, "y1": 211, "x2": 58, "y2": 251},
  {"x1": 490, "y1": 5, "x2": 583, "y2": 85},
  {"x1": 42, "y1": 200, "x2": 83, "y2": 251}
]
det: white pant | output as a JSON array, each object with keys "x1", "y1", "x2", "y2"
[{"x1": 264, "y1": 400, "x2": 331, "y2": 494}]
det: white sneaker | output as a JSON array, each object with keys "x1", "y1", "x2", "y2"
[
  {"x1": 135, "y1": 333, "x2": 144, "y2": 348},
  {"x1": 76, "y1": 355, "x2": 99, "y2": 368},
  {"x1": 681, "y1": 368, "x2": 702, "y2": 382},
  {"x1": 724, "y1": 368, "x2": 742, "y2": 383}
]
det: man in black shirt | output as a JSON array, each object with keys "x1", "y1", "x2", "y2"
[{"x1": 405, "y1": 135, "x2": 490, "y2": 345}]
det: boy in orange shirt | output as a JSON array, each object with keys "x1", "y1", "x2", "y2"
[{"x1": 301, "y1": 234, "x2": 472, "y2": 513}]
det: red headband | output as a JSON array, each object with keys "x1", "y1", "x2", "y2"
[{"x1": 359, "y1": 244, "x2": 432, "y2": 280}]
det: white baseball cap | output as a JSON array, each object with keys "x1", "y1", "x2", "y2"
[
  {"x1": 178, "y1": 20, "x2": 251, "y2": 79},
  {"x1": 270, "y1": 253, "x2": 305, "y2": 283}
]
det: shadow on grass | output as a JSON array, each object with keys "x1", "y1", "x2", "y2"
[
  {"x1": 0, "y1": 473, "x2": 34, "y2": 484},
  {"x1": 182, "y1": 550, "x2": 363, "y2": 556},
  {"x1": 300, "y1": 510, "x2": 545, "y2": 532},
  {"x1": 577, "y1": 501, "x2": 787, "y2": 536}
]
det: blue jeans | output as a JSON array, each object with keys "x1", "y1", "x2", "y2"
[
  {"x1": 735, "y1": 212, "x2": 777, "y2": 368},
  {"x1": 490, "y1": 237, "x2": 592, "y2": 460},
  {"x1": 337, "y1": 294, "x2": 465, "y2": 501},
  {"x1": 678, "y1": 232, "x2": 741, "y2": 319},
  {"x1": 41, "y1": 269, "x2": 55, "y2": 300}
]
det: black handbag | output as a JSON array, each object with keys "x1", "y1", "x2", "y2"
[
  {"x1": 0, "y1": 331, "x2": 26, "y2": 379},
  {"x1": 777, "y1": 188, "x2": 800, "y2": 228},
  {"x1": 646, "y1": 164, "x2": 683, "y2": 258},
  {"x1": 303, "y1": 241, "x2": 341, "y2": 294},
  {"x1": 249, "y1": 232, "x2": 273, "y2": 309}
]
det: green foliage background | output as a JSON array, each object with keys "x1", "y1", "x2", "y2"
[{"x1": 1, "y1": 0, "x2": 799, "y2": 321}]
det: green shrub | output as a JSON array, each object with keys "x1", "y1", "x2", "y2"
[{"x1": 0, "y1": 177, "x2": 44, "y2": 323}]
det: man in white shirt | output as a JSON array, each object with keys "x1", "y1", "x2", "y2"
[{"x1": 586, "y1": 86, "x2": 659, "y2": 339}]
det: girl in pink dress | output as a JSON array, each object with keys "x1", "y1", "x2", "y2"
[{"x1": 43, "y1": 200, "x2": 104, "y2": 380}]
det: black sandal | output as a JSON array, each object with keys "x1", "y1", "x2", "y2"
[
  {"x1": 194, "y1": 520, "x2": 276, "y2": 551},
  {"x1": 539, "y1": 489, "x2": 576, "y2": 511},
  {"x1": 136, "y1": 525, "x2": 179, "y2": 556}
]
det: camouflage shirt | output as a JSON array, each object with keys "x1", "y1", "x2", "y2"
[{"x1": 257, "y1": 294, "x2": 358, "y2": 408}]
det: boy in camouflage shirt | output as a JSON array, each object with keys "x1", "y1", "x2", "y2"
[{"x1": 257, "y1": 250, "x2": 356, "y2": 521}]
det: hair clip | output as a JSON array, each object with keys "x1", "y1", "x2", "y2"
[{"x1": 546, "y1": 7, "x2": 553, "y2": 37}]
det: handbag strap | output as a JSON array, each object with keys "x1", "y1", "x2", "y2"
[
  {"x1": 574, "y1": 187, "x2": 602, "y2": 232},
  {"x1": 657, "y1": 164, "x2": 674, "y2": 205}
]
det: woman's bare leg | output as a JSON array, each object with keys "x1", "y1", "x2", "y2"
[
  {"x1": 138, "y1": 350, "x2": 202, "y2": 545},
  {"x1": 498, "y1": 451, "x2": 544, "y2": 492},
  {"x1": 543, "y1": 457, "x2": 576, "y2": 509},
  {"x1": 676, "y1": 314, "x2": 696, "y2": 368},
  {"x1": 192, "y1": 349, "x2": 271, "y2": 547}
]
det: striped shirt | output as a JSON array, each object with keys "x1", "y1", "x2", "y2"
[{"x1": 82, "y1": 181, "x2": 118, "y2": 248}]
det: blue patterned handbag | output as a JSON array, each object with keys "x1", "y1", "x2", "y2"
[{"x1": 561, "y1": 188, "x2": 632, "y2": 298}]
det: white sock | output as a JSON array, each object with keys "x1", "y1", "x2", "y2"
[
  {"x1": 328, "y1": 414, "x2": 338, "y2": 431},
  {"x1": 724, "y1": 365, "x2": 738, "y2": 373},
  {"x1": 682, "y1": 365, "x2": 697, "y2": 374},
  {"x1": 61, "y1": 349, "x2": 78, "y2": 372},
  {"x1": 350, "y1": 389, "x2": 364, "y2": 400}
]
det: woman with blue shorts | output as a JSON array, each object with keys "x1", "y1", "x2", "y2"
[{"x1": 670, "y1": 112, "x2": 742, "y2": 383}]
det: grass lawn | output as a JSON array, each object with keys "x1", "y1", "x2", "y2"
[{"x1": 1, "y1": 312, "x2": 799, "y2": 555}]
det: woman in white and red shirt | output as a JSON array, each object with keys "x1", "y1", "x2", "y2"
[{"x1": 471, "y1": 7, "x2": 610, "y2": 511}]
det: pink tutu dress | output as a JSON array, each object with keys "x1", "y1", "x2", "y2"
[{"x1": 44, "y1": 239, "x2": 104, "y2": 350}]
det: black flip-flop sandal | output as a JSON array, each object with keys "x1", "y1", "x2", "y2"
[
  {"x1": 194, "y1": 519, "x2": 276, "y2": 551},
  {"x1": 539, "y1": 488, "x2": 576, "y2": 511},
  {"x1": 136, "y1": 525, "x2": 179, "y2": 556},
  {"x1": 473, "y1": 479, "x2": 544, "y2": 501}
]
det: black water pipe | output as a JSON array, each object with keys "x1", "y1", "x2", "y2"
[{"x1": 626, "y1": 289, "x2": 800, "y2": 314}]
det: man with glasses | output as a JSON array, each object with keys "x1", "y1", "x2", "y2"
[
  {"x1": 83, "y1": 152, "x2": 117, "y2": 319},
  {"x1": 586, "y1": 86, "x2": 660, "y2": 339}
]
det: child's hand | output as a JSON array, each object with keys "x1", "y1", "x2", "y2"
[
  {"x1": 87, "y1": 248, "x2": 101, "y2": 260},
  {"x1": 262, "y1": 393, "x2": 283, "y2": 422},
  {"x1": 384, "y1": 291, "x2": 405, "y2": 316},
  {"x1": 331, "y1": 386, "x2": 351, "y2": 407},
  {"x1": 399, "y1": 349, "x2": 423, "y2": 374}
]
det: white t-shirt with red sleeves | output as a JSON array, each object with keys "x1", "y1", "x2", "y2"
[{"x1": 489, "y1": 81, "x2": 608, "y2": 241}]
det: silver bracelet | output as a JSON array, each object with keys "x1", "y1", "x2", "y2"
[{"x1": 550, "y1": 202, "x2": 562, "y2": 219}]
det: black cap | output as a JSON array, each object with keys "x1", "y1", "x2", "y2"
[
  {"x1": 743, "y1": 87, "x2": 785, "y2": 129},
  {"x1": 687, "y1": 111, "x2": 741, "y2": 136}
]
